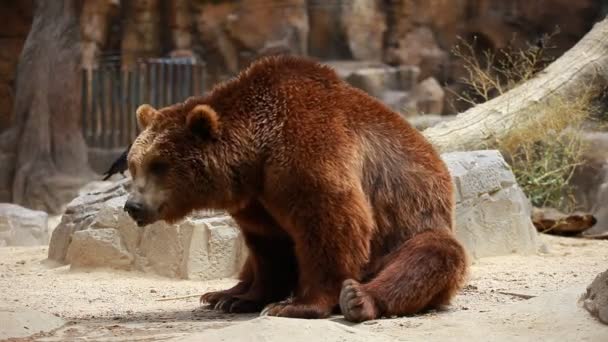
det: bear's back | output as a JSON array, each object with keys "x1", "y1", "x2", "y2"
[{"x1": 241, "y1": 57, "x2": 453, "y2": 241}]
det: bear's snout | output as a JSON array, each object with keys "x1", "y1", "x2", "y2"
[{"x1": 124, "y1": 199, "x2": 150, "y2": 226}]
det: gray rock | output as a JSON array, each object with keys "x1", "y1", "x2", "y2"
[
  {"x1": 0, "y1": 203, "x2": 49, "y2": 246},
  {"x1": 444, "y1": 150, "x2": 540, "y2": 258},
  {"x1": 323, "y1": 60, "x2": 388, "y2": 79},
  {"x1": 324, "y1": 61, "x2": 419, "y2": 94},
  {"x1": 47, "y1": 178, "x2": 131, "y2": 263},
  {"x1": 381, "y1": 90, "x2": 412, "y2": 114},
  {"x1": 410, "y1": 77, "x2": 445, "y2": 115},
  {"x1": 581, "y1": 269, "x2": 608, "y2": 325},
  {"x1": 394, "y1": 65, "x2": 421, "y2": 91},
  {"x1": 346, "y1": 67, "x2": 398, "y2": 98}
]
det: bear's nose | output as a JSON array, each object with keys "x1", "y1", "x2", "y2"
[{"x1": 123, "y1": 199, "x2": 144, "y2": 219}]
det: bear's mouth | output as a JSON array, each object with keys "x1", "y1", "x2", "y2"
[{"x1": 131, "y1": 202, "x2": 167, "y2": 227}]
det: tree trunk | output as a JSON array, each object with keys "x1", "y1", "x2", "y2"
[
  {"x1": 423, "y1": 16, "x2": 608, "y2": 153},
  {"x1": 0, "y1": 0, "x2": 93, "y2": 214}
]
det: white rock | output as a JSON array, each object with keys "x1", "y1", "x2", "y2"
[
  {"x1": 138, "y1": 222, "x2": 184, "y2": 278},
  {"x1": 0, "y1": 203, "x2": 49, "y2": 246},
  {"x1": 444, "y1": 150, "x2": 540, "y2": 258},
  {"x1": 66, "y1": 228, "x2": 133, "y2": 269},
  {"x1": 48, "y1": 178, "x2": 246, "y2": 280},
  {"x1": 182, "y1": 216, "x2": 248, "y2": 281}
]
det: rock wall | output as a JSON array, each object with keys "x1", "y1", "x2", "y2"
[
  {"x1": 47, "y1": 150, "x2": 540, "y2": 280},
  {"x1": 0, "y1": 0, "x2": 602, "y2": 129}
]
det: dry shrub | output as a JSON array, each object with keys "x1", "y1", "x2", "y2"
[
  {"x1": 498, "y1": 93, "x2": 596, "y2": 211},
  {"x1": 451, "y1": 29, "x2": 599, "y2": 211}
]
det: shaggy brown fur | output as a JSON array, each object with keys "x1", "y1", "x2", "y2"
[{"x1": 125, "y1": 55, "x2": 468, "y2": 322}]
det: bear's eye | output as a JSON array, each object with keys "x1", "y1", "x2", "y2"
[{"x1": 148, "y1": 160, "x2": 169, "y2": 176}]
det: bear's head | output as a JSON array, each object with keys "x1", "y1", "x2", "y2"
[{"x1": 123, "y1": 100, "x2": 249, "y2": 226}]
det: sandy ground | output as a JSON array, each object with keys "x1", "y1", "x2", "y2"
[{"x1": 1, "y1": 234, "x2": 607, "y2": 341}]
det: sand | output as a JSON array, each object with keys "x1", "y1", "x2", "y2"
[{"x1": 0, "y1": 234, "x2": 607, "y2": 341}]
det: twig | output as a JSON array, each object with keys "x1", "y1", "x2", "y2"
[
  {"x1": 155, "y1": 294, "x2": 202, "y2": 302},
  {"x1": 497, "y1": 291, "x2": 537, "y2": 300}
]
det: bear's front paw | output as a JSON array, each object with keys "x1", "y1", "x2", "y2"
[
  {"x1": 201, "y1": 291, "x2": 265, "y2": 313},
  {"x1": 220, "y1": 297, "x2": 264, "y2": 313},
  {"x1": 200, "y1": 290, "x2": 231, "y2": 307},
  {"x1": 261, "y1": 299, "x2": 332, "y2": 319}
]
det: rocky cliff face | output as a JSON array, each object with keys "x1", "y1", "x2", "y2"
[{"x1": 0, "y1": 0, "x2": 603, "y2": 128}]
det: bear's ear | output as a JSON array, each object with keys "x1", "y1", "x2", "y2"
[
  {"x1": 186, "y1": 104, "x2": 220, "y2": 139},
  {"x1": 136, "y1": 104, "x2": 158, "y2": 129}
]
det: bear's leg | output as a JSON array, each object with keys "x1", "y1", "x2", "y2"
[
  {"x1": 201, "y1": 201, "x2": 298, "y2": 313},
  {"x1": 339, "y1": 229, "x2": 467, "y2": 322},
  {"x1": 221, "y1": 233, "x2": 298, "y2": 313},
  {"x1": 264, "y1": 189, "x2": 373, "y2": 319}
]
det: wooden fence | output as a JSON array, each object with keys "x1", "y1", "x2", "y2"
[{"x1": 81, "y1": 57, "x2": 207, "y2": 149}]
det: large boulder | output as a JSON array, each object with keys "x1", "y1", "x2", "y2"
[
  {"x1": 445, "y1": 150, "x2": 540, "y2": 258},
  {"x1": 0, "y1": 203, "x2": 49, "y2": 246},
  {"x1": 47, "y1": 179, "x2": 247, "y2": 280},
  {"x1": 48, "y1": 150, "x2": 538, "y2": 279}
]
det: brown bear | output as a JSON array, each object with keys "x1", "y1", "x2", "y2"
[{"x1": 124, "y1": 55, "x2": 468, "y2": 322}]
